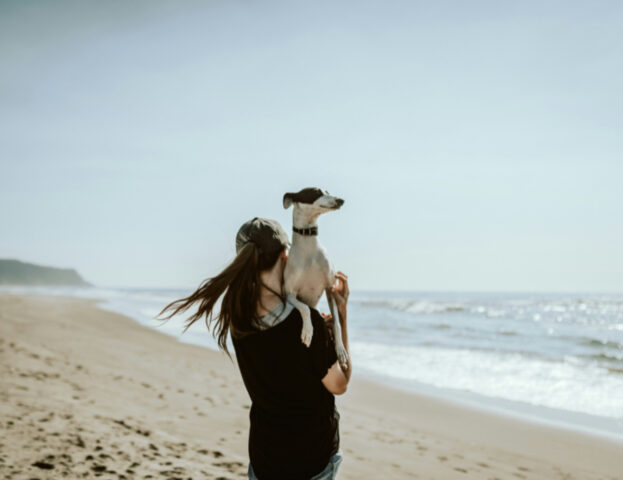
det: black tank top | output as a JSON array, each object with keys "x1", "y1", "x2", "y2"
[{"x1": 232, "y1": 307, "x2": 339, "y2": 479}]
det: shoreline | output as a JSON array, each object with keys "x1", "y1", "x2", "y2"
[
  {"x1": 6, "y1": 287, "x2": 622, "y2": 443},
  {"x1": 0, "y1": 286, "x2": 623, "y2": 440},
  {"x1": 359, "y1": 368, "x2": 623, "y2": 444},
  {"x1": 1, "y1": 292, "x2": 622, "y2": 479}
]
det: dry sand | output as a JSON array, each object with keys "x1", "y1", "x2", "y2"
[{"x1": 1, "y1": 292, "x2": 621, "y2": 479}]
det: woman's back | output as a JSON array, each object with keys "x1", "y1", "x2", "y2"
[
  {"x1": 156, "y1": 217, "x2": 350, "y2": 480},
  {"x1": 232, "y1": 306, "x2": 339, "y2": 479}
]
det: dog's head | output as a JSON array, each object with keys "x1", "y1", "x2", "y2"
[{"x1": 283, "y1": 187, "x2": 344, "y2": 214}]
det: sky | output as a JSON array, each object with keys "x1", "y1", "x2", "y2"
[{"x1": 1, "y1": 0, "x2": 622, "y2": 292}]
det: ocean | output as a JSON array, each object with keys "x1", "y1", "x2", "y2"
[{"x1": 3, "y1": 285, "x2": 622, "y2": 439}]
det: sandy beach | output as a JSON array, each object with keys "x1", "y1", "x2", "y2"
[{"x1": 1, "y1": 292, "x2": 621, "y2": 480}]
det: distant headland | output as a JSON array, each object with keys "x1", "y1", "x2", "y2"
[{"x1": 0, "y1": 259, "x2": 92, "y2": 286}]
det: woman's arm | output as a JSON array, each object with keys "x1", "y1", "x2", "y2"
[{"x1": 322, "y1": 272, "x2": 351, "y2": 395}]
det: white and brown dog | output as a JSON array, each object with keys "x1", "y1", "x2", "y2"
[{"x1": 283, "y1": 187, "x2": 349, "y2": 367}]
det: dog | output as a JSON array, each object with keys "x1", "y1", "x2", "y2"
[{"x1": 282, "y1": 187, "x2": 349, "y2": 367}]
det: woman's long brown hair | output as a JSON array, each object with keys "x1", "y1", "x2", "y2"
[{"x1": 155, "y1": 241, "x2": 286, "y2": 358}]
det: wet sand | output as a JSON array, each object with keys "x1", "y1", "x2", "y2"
[{"x1": 1, "y1": 292, "x2": 621, "y2": 479}]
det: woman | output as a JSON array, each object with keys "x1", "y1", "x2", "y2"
[{"x1": 157, "y1": 217, "x2": 352, "y2": 479}]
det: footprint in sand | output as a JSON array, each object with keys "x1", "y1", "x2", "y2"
[
  {"x1": 159, "y1": 466, "x2": 187, "y2": 476},
  {"x1": 214, "y1": 460, "x2": 246, "y2": 473},
  {"x1": 111, "y1": 418, "x2": 151, "y2": 437},
  {"x1": 32, "y1": 460, "x2": 55, "y2": 470}
]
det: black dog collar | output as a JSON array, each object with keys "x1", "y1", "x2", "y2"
[{"x1": 293, "y1": 226, "x2": 318, "y2": 236}]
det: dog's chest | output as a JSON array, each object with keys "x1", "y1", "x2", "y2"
[
  {"x1": 295, "y1": 268, "x2": 327, "y2": 307},
  {"x1": 285, "y1": 247, "x2": 332, "y2": 307}
]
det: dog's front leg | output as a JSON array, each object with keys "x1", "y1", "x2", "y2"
[
  {"x1": 326, "y1": 288, "x2": 349, "y2": 367},
  {"x1": 286, "y1": 293, "x2": 313, "y2": 347}
]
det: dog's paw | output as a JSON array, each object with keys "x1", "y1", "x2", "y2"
[
  {"x1": 336, "y1": 345, "x2": 349, "y2": 367},
  {"x1": 301, "y1": 322, "x2": 313, "y2": 348}
]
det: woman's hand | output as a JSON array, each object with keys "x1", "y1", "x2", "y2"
[
  {"x1": 330, "y1": 271, "x2": 349, "y2": 322},
  {"x1": 322, "y1": 271, "x2": 352, "y2": 391},
  {"x1": 321, "y1": 271, "x2": 349, "y2": 335}
]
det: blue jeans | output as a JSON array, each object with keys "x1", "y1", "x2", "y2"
[{"x1": 247, "y1": 449, "x2": 343, "y2": 480}]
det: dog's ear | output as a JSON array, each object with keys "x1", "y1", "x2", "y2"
[{"x1": 283, "y1": 193, "x2": 295, "y2": 209}]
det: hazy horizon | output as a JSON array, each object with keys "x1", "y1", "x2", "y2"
[{"x1": 1, "y1": 1, "x2": 622, "y2": 292}]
